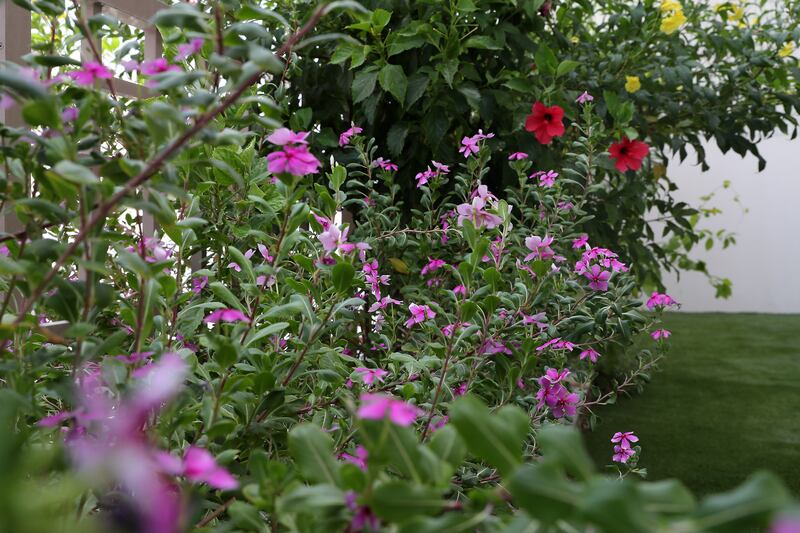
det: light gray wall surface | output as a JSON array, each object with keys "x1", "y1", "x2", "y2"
[{"x1": 663, "y1": 134, "x2": 800, "y2": 313}]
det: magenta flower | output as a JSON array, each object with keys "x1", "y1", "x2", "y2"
[
  {"x1": 480, "y1": 338, "x2": 512, "y2": 356},
  {"x1": 453, "y1": 382, "x2": 468, "y2": 397},
  {"x1": 141, "y1": 58, "x2": 181, "y2": 75},
  {"x1": 61, "y1": 106, "x2": 79, "y2": 122},
  {"x1": 415, "y1": 167, "x2": 436, "y2": 188},
  {"x1": 459, "y1": 135, "x2": 481, "y2": 157},
  {"x1": 354, "y1": 367, "x2": 388, "y2": 386},
  {"x1": 192, "y1": 275, "x2": 208, "y2": 294},
  {"x1": 508, "y1": 152, "x2": 528, "y2": 160},
  {"x1": 453, "y1": 284, "x2": 467, "y2": 297},
  {"x1": 267, "y1": 127, "x2": 309, "y2": 146},
  {"x1": 611, "y1": 431, "x2": 639, "y2": 449},
  {"x1": 421, "y1": 257, "x2": 448, "y2": 276},
  {"x1": 580, "y1": 347, "x2": 600, "y2": 362},
  {"x1": 651, "y1": 328, "x2": 671, "y2": 340},
  {"x1": 522, "y1": 311, "x2": 548, "y2": 329},
  {"x1": 339, "y1": 124, "x2": 363, "y2": 146},
  {"x1": 175, "y1": 38, "x2": 204, "y2": 61},
  {"x1": 583, "y1": 264, "x2": 611, "y2": 291},
  {"x1": 572, "y1": 234, "x2": 589, "y2": 249},
  {"x1": 204, "y1": 308, "x2": 250, "y2": 324},
  {"x1": 404, "y1": 303, "x2": 436, "y2": 328},
  {"x1": 267, "y1": 144, "x2": 321, "y2": 176},
  {"x1": 771, "y1": 517, "x2": 800, "y2": 533},
  {"x1": 646, "y1": 291, "x2": 677, "y2": 309},
  {"x1": 339, "y1": 445, "x2": 368, "y2": 470},
  {"x1": 536, "y1": 338, "x2": 575, "y2": 352},
  {"x1": 531, "y1": 169, "x2": 559, "y2": 187},
  {"x1": 182, "y1": 446, "x2": 238, "y2": 490},
  {"x1": 372, "y1": 157, "x2": 398, "y2": 171},
  {"x1": 0, "y1": 93, "x2": 14, "y2": 110},
  {"x1": 318, "y1": 224, "x2": 348, "y2": 254},
  {"x1": 357, "y1": 393, "x2": 422, "y2": 426},
  {"x1": 524, "y1": 235, "x2": 555, "y2": 262},
  {"x1": 68, "y1": 62, "x2": 113, "y2": 85},
  {"x1": 612, "y1": 445, "x2": 635, "y2": 464},
  {"x1": 576, "y1": 91, "x2": 594, "y2": 104},
  {"x1": 536, "y1": 368, "x2": 579, "y2": 418}
]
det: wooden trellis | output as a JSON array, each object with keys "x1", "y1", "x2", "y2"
[{"x1": 1, "y1": 0, "x2": 166, "y2": 324}]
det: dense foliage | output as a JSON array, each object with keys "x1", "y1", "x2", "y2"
[
  {"x1": 0, "y1": 0, "x2": 797, "y2": 532},
  {"x1": 291, "y1": 0, "x2": 800, "y2": 293}
]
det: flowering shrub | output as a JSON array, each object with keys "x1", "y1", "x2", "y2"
[{"x1": 0, "y1": 1, "x2": 796, "y2": 532}]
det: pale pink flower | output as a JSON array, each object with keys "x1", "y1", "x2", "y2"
[
  {"x1": 175, "y1": 38, "x2": 204, "y2": 61},
  {"x1": 432, "y1": 160, "x2": 450, "y2": 173},
  {"x1": 458, "y1": 135, "x2": 480, "y2": 157},
  {"x1": 576, "y1": 91, "x2": 594, "y2": 104},
  {"x1": 267, "y1": 127, "x2": 309, "y2": 146},
  {"x1": 0, "y1": 93, "x2": 14, "y2": 110},
  {"x1": 456, "y1": 196, "x2": 502, "y2": 229},
  {"x1": 318, "y1": 225, "x2": 348, "y2": 254},
  {"x1": 404, "y1": 303, "x2": 436, "y2": 328},
  {"x1": 524, "y1": 235, "x2": 555, "y2": 261},
  {"x1": 357, "y1": 394, "x2": 422, "y2": 426}
]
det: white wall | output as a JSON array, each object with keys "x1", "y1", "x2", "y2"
[{"x1": 663, "y1": 133, "x2": 800, "y2": 313}]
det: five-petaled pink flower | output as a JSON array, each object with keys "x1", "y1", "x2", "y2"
[
  {"x1": 176, "y1": 38, "x2": 204, "y2": 61},
  {"x1": 339, "y1": 445, "x2": 368, "y2": 470},
  {"x1": 456, "y1": 196, "x2": 503, "y2": 229},
  {"x1": 580, "y1": 347, "x2": 600, "y2": 362},
  {"x1": 524, "y1": 235, "x2": 556, "y2": 262},
  {"x1": 141, "y1": 58, "x2": 181, "y2": 76},
  {"x1": 583, "y1": 264, "x2": 611, "y2": 291},
  {"x1": 339, "y1": 124, "x2": 363, "y2": 146},
  {"x1": 267, "y1": 128, "x2": 309, "y2": 145},
  {"x1": 421, "y1": 258, "x2": 448, "y2": 276},
  {"x1": 508, "y1": 152, "x2": 528, "y2": 160},
  {"x1": 531, "y1": 169, "x2": 559, "y2": 187},
  {"x1": 576, "y1": 91, "x2": 594, "y2": 104},
  {"x1": 459, "y1": 135, "x2": 480, "y2": 157},
  {"x1": 572, "y1": 234, "x2": 589, "y2": 249},
  {"x1": 204, "y1": 308, "x2": 250, "y2": 324},
  {"x1": 647, "y1": 292, "x2": 677, "y2": 309},
  {"x1": 613, "y1": 445, "x2": 635, "y2": 464},
  {"x1": 267, "y1": 144, "x2": 321, "y2": 176},
  {"x1": 354, "y1": 367, "x2": 388, "y2": 386},
  {"x1": 372, "y1": 157, "x2": 398, "y2": 171},
  {"x1": 357, "y1": 394, "x2": 422, "y2": 426},
  {"x1": 651, "y1": 329, "x2": 671, "y2": 340},
  {"x1": 404, "y1": 303, "x2": 436, "y2": 328},
  {"x1": 69, "y1": 62, "x2": 113, "y2": 85},
  {"x1": 611, "y1": 431, "x2": 639, "y2": 449}
]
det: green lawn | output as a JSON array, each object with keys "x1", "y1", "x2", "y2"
[{"x1": 583, "y1": 312, "x2": 800, "y2": 496}]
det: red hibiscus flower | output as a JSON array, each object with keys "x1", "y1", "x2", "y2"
[
  {"x1": 608, "y1": 137, "x2": 650, "y2": 172},
  {"x1": 524, "y1": 101, "x2": 565, "y2": 145}
]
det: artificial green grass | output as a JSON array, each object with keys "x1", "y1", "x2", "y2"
[{"x1": 583, "y1": 312, "x2": 800, "y2": 496}]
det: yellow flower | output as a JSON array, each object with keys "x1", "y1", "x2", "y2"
[
  {"x1": 660, "y1": 8, "x2": 687, "y2": 34},
  {"x1": 779, "y1": 41, "x2": 794, "y2": 58},
  {"x1": 570, "y1": 35, "x2": 579, "y2": 44},
  {"x1": 625, "y1": 76, "x2": 641, "y2": 93},
  {"x1": 660, "y1": 0, "x2": 682, "y2": 12}
]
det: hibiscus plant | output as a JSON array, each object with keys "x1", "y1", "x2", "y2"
[{"x1": 0, "y1": 1, "x2": 797, "y2": 532}]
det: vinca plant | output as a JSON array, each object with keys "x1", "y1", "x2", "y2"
[{"x1": 0, "y1": 1, "x2": 797, "y2": 532}]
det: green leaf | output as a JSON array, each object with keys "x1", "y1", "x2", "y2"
[
  {"x1": 536, "y1": 424, "x2": 594, "y2": 481},
  {"x1": 638, "y1": 479, "x2": 696, "y2": 514},
  {"x1": 22, "y1": 100, "x2": 60, "y2": 128},
  {"x1": 288, "y1": 424, "x2": 342, "y2": 486},
  {"x1": 509, "y1": 462, "x2": 581, "y2": 525},
  {"x1": 51, "y1": 161, "x2": 99, "y2": 185},
  {"x1": 405, "y1": 73, "x2": 429, "y2": 107},
  {"x1": 694, "y1": 471, "x2": 790, "y2": 531},
  {"x1": 378, "y1": 64, "x2": 407, "y2": 104},
  {"x1": 556, "y1": 60, "x2": 580, "y2": 77},
  {"x1": 278, "y1": 484, "x2": 345, "y2": 513},
  {"x1": 209, "y1": 281, "x2": 245, "y2": 311},
  {"x1": 534, "y1": 43, "x2": 558, "y2": 75},
  {"x1": 331, "y1": 262, "x2": 355, "y2": 294},
  {"x1": 428, "y1": 425, "x2": 466, "y2": 471},
  {"x1": 449, "y1": 395, "x2": 529, "y2": 476},
  {"x1": 387, "y1": 122, "x2": 409, "y2": 156},
  {"x1": 369, "y1": 481, "x2": 446, "y2": 523},
  {"x1": 359, "y1": 418, "x2": 432, "y2": 484},
  {"x1": 371, "y1": 9, "x2": 391, "y2": 31},
  {"x1": 579, "y1": 478, "x2": 652, "y2": 533},
  {"x1": 352, "y1": 69, "x2": 378, "y2": 103}
]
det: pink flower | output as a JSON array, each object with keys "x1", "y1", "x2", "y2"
[
  {"x1": 771, "y1": 517, "x2": 800, "y2": 533},
  {"x1": 61, "y1": 106, "x2": 79, "y2": 122},
  {"x1": 536, "y1": 338, "x2": 575, "y2": 352},
  {"x1": 572, "y1": 234, "x2": 589, "y2": 249},
  {"x1": 415, "y1": 167, "x2": 436, "y2": 188},
  {"x1": 530, "y1": 170, "x2": 558, "y2": 187},
  {"x1": 339, "y1": 445, "x2": 368, "y2": 470},
  {"x1": 339, "y1": 124, "x2": 363, "y2": 146},
  {"x1": 453, "y1": 284, "x2": 467, "y2": 296},
  {"x1": 204, "y1": 308, "x2": 250, "y2": 324},
  {"x1": 611, "y1": 431, "x2": 639, "y2": 449},
  {"x1": 192, "y1": 275, "x2": 208, "y2": 294},
  {"x1": 421, "y1": 258, "x2": 448, "y2": 276},
  {"x1": 354, "y1": 367, "x2": 389, "y2": 386},
  {"x1": 176, "y1": 38, "x2": 204, "y2": 61},
  {"x1": 357, "y1": 394, "x2": 422, "y2": 426},
  {"x1": 182, "y1": 446, "x2": 238, "y2": 490},
  {"x1": 140, "y1": 58, "x2": 181, "y2": 75},
  {"x1": 524, "y1": 235, "x2": 555, "y2": 261},
  {"x1": 651, "y1": 329, "x2": 671, "y2": 340},
  {"x1": 580, "y1": 347, "x2": 600, "y2": 363},
  {"x1": 646, "y1": 292, "x2": 677, "y2": 309},
  {"x1": 453, "y1": 382, "x2": 468, "y2": 397},
  {"x1": 456, "y1": 197, "x2": 503, "y2": 229},
  {"x1": 404, "y1": 303, "x2": 436, "y2": 328},
  {"x1": 458, "y1": 135, "x2": 481, "y2": 157},
  {"x1": 576, "y1": 91, "x2": 594, "y2": 104},
  {"x1": 68, "y1": 62, "x2": 113, "y2": 85},
  {"x1": 613, "y1": 445, "x2": 635, "y2": 464},
  {"x1": 0, "y1": 93, "x2": 14, "y2": 110},
  {"x1": 267, "y1": 144, "x2": 321, "y2": 176},
  {"x1": 319, "y1": 224, "x2": 348, "y2": 254},
  {"x1": 372, "y1": 157, "x2": 398, "y2": 171},
  {"x1": 583, "y1": 264, "x2": 611, "y2": 291},
  {"x1": 121, "y1": 59, "x2": 139, "y2": 72},
  {"x1": 480, "y1": 338, "x2": 512, "y2": 355},
  {"x1": 267, "y1": 128, "x2": 309, "y2": 146},
  {"x1": 522, "y1": 312, "x2": 548, "y2": 329},
  {"x1": 508, "y1": 152, "x2": 528, "y2": 160}
]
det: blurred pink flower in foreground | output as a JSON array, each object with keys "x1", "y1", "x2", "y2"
[{"x1": 357, "y1": 394, "x2": 422, "y2": 426}]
